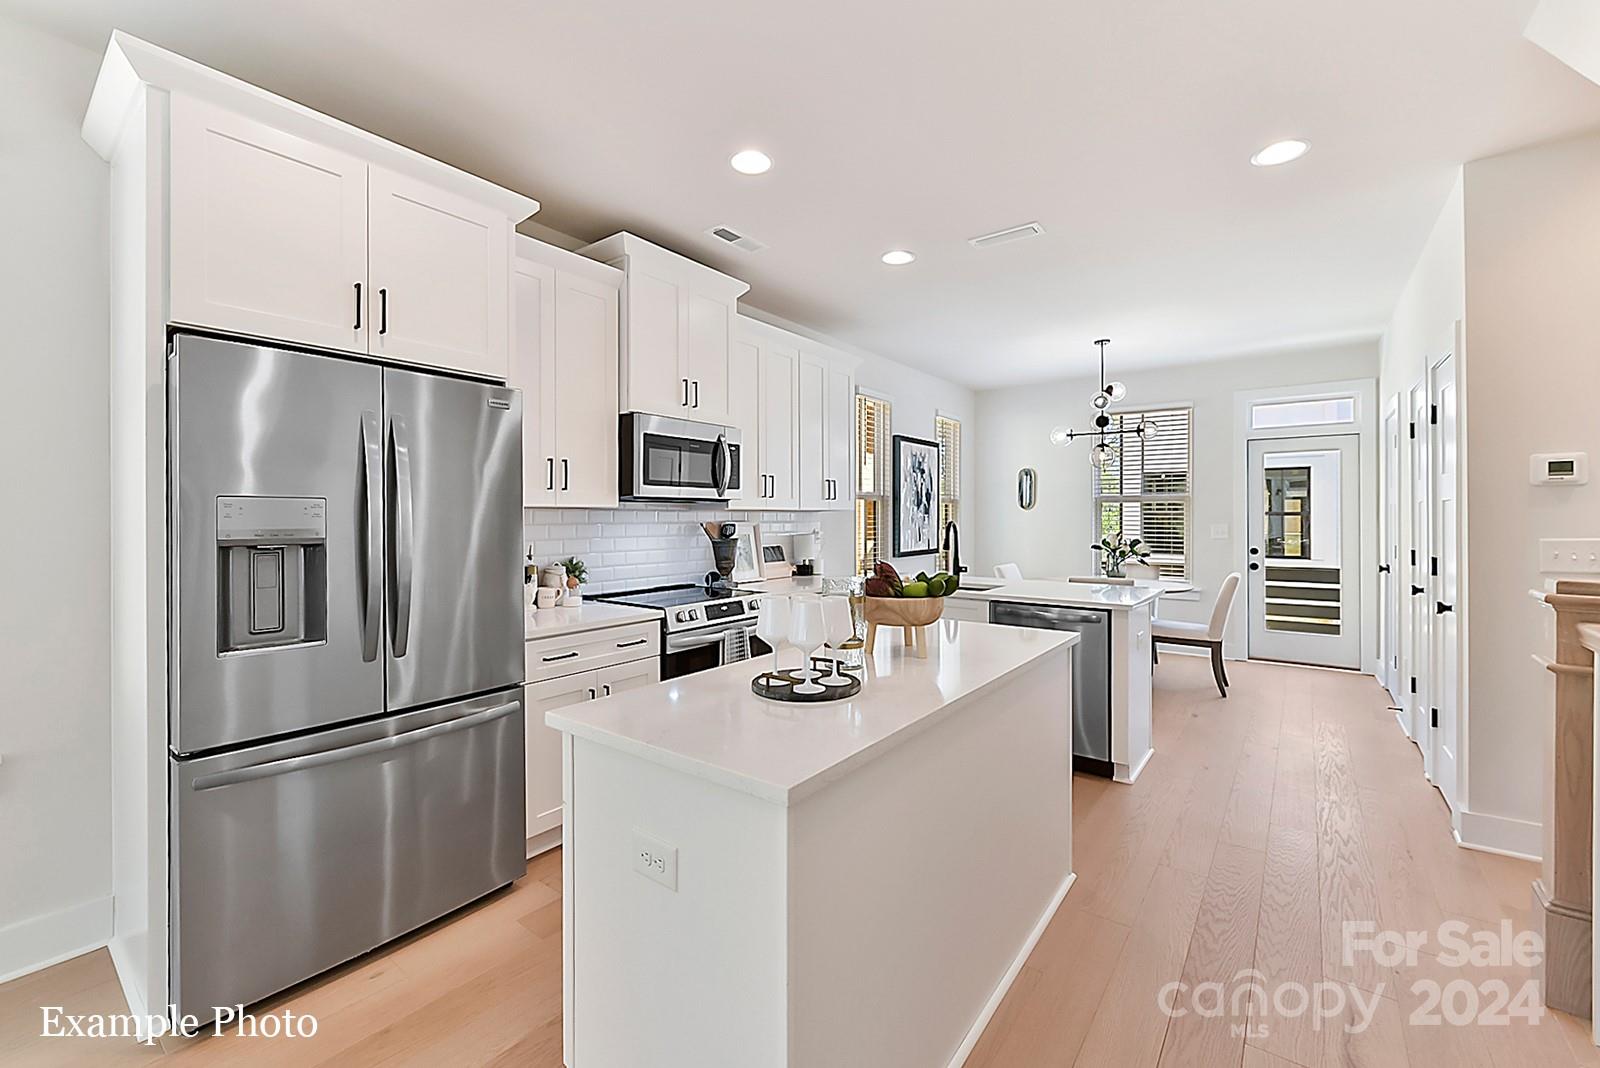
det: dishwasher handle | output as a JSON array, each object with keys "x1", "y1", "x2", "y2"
[
  {"x1": 189, "y1": 701, "x2": 519, "y2": 791},
  {"x1": 991, "y1": 602, "x2": 1109, "y2": 628}
]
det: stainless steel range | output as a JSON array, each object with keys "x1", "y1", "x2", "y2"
[{"x1": 593, "y1": 584, "x2": 768, "y2": 679}]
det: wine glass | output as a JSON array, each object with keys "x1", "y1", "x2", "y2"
[
  {"x1": 819, "y1": 597, "x2": 855, "y2": 686},
  {"x1": 789, "y1": 597, "x2": 826, "y2": 694},
  {"x1": 755, "y1": 595, "x2": 789, "y2": 676}
]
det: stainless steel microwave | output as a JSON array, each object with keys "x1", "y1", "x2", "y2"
[{"x1": 619, "y1": 413, "x2": 743, "y2": 502}]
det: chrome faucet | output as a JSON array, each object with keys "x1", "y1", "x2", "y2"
[{"x1": 943, "y1": 521, "x2": 968, "y2": 576}]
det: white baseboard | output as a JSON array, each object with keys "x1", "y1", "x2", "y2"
[
  {"x1": 1455, "y1": 808, "x2": 1542, "y2": 862},
  {"x1": 107, "y1": 933, "x2": 151, "y2": 1023},
  {"x1": 948, "y1": 870, "x2": 1077, "y2": 1067},
  {"x1": 0, "y1": 896, "x2": 112, "y2": 985},
  {"x1": 1115, "y1": 747, "x2": 1155, "y2": 784}
]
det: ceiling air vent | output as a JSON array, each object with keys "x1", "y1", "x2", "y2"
[
  {"x1": 706, "y1": 225, "x2": 766, "y2": 253},
  {"x1": 968, "y1": 221, "x2": 1045, "y2": 249}
]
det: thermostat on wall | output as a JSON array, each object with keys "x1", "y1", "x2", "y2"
[{"x1": 1530, "y1": 453, "x2": 1588, "y2": 485}]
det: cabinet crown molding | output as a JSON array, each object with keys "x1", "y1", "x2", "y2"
[
  {"x1": 579, "y1": 232, "x2": 750, "y2": 299},
  {"x1": 82, "y1": 31, "x2": 539, "y2": 222},
  {"x1": 514, "y1": 233, "x2": 623, "y2": 287}
]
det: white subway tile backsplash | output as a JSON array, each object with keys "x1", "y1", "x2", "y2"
[{"x1": 524, "y1": 504, "x2": 827, "y2": 595}]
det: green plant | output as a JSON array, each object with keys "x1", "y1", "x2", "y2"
[
  {"x1": 1092, "y1": 532, "x2": 1150, "y2": 577},
  {"x1": 559, "y1": 556, "x2": 588, "y2": 585}
]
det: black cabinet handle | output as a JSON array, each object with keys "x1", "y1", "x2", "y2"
[
  {"x1": 691, "y1": 380, "x2": 700, "y2": 409},
  {"x1": 1411, "y1": 585, "x2": 1425, "y2": 596},
  {"x1": 1378, "y1": 564, "x2": 1391, "y2": 574},
  {"x1": 562, "y1": 458, "x2": 570, "y2": 491},
  {"x1": 617, "y1": 638, "x2": 647, "y2": 648},
  {"x1": 354, "y1": 282, "x2": 362, "y2": 330},
  {"x1": 543, "y1": 650, "x2": 580, "y2": 662},
  {"x1": 1436, "y1": 601, "x2": 1454, "y2": 614},
  {"x1": 682, "y1": 379, "x2": 690, "y2": 407},
  {"x1": 546, "y1": 457, "x2": 554, "y2": 491},
  {"x1": 588, "y1": 688, "x2": 597, "y2": 700},
  {"x1": 378, "y1": 287, "x2": 388, "y2": 335},
  {"x1": 602, "y1": 684, "x2": 612, "y2": 696}
]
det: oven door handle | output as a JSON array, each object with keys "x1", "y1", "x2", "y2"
[{"x1": 665, "y1": 626, "x2": 747, "y2": 653}]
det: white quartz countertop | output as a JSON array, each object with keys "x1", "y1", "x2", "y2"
[
  {"x1": 958, "y1": 578, "x2": 1162, "y2": 610},
  {"x1": 546, "y1": 620, "x2": 1077, "y2": 805},
  {"x1": 525, "y1": 599, "x2": 660, "y2": 641}
]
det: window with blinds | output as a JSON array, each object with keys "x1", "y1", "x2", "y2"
[
  {"x1": 936, "y1": 415, "x2": 961, "y2": 572},
  {"x1": 856, "y1": 394, "x2": 892, "y2": 575},
  {"x1": 1093, "y1": 407, "x2": 1192, "y2": 578}
]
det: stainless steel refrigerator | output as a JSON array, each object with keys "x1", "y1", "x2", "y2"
[{"x1": 167, "y1": 333, "x2": 525, "y2": 1020}]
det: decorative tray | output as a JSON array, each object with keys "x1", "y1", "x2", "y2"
[{"x1": 751, "y1": 658, "x2": 862, "y2": 703}]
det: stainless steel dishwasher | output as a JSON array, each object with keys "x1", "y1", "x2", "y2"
[{"x1": 988, "y1": 601, "x2": 1113, "y2": 776}]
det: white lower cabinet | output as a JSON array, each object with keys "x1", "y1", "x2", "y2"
[{"x1": 523, "y1": 635, "x2": 660, "y2": 853}]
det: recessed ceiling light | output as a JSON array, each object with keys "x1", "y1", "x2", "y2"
[
  {"x1": 1250, "y1": 139, "x2": 1310, "y2": 167},
  {"x1": 881, "y1": 250, "x2": 916, "y2": 266},
  {"x1": 730, "y1": 149, "x2": 772, "y2": 175}
]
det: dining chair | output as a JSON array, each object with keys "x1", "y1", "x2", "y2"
[
  {"x1": 1068, "y1": 576, "x2": 1134, "y2": 585},
  {"x1": 1151, "y1": 572, "x2": 1242, "y2": 697},
  {"x1": 994, "y1": 563, "x2": 1023, "y2": 579}
]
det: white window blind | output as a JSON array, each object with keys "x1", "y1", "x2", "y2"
[
  {"x1": 856, "y1": 394, "x2": 892, "y2": 574},
  {"x1": 1093, "y1": 407, "x2": 1192, "y2": 578},
  {"x1": 936, "y1": 415, "x2": 961, "y2": 572}
]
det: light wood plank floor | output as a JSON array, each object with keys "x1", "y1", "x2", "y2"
[{"x1": 3, "y1": 656, "x2": 1592, "y2": 1066}]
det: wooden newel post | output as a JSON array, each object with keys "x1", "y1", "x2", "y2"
[{"x1": 1536, "y1": 581, "x2": 1600, "y2": 1017}]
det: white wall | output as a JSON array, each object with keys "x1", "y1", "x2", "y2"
[
  {"x1": 974, "y1": 342, "x2": 1379, "y2": 655},
  {"x1": 0, "y1": 16, "x2": 113, "y2": 981},
  {"x1": 1460, "y1": 131, "x2": 1600, "y2": 849}
]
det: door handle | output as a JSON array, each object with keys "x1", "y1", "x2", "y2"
[
  {"x1": 353, "y1": 282, "x2": 363, "y2": 331},
  {"x1": 683, "y1": 378, "x2": 690, "y2": 407},
  {"x1": 390, "y1": 414, "x2": 414, "y2": 658},
  {"x1": 1436, "y1": 601, "x2": 1454, "y2": 614},
  {"x1": 712, "y1": 434, "x2": 730, "y2": 496},
  {"x1": 1411, "y1": 585, "x2": 1425, "y2": 596},
  {"x1": 691, "y1": 380, "x2": 700, "y2": 409},
  {"x1": 191, "y1": 701, "x2": 518, "y2": 791},
  {"x1": 378, "y1": 287, "x2": 388, "y2": 335},
  {"x1": 547, "y1": 457, "x2": 555, "y2": 491},
  {"x1": 359, "y1": 410, "x2": 382, "y2": 662},
  {"x1": 562, "y1": 458, "x2": 570, "y2": 492}
]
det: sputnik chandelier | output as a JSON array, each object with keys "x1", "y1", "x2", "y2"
[{"x1": 1048, "y1": 338, "x2": 1157, "y2": 467}]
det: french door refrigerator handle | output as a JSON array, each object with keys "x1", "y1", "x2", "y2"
[
  {"x1": 189, "y1": 701, "x2": 519, "y2": 791},
  {"x1": 359, "y1": 409, "x2": 382, "y2": 662},
  {"x1": 391, "y1": 413, "x2": 415, "y2": 658}
]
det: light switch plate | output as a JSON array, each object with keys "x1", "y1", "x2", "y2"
[
  {"x1": 1539, "y1": 539, "x2": 1600, "y2": 574},
  {"x1": 632, "y1": 829, "x2": 678, "y2": 891},
  {"x1": 1210, "y1": 524, "x2": 1229, "y2": 540}
]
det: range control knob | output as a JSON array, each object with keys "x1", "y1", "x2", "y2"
[{"x1": 675, "y1": 609, "x2": 696, "y2": 624}]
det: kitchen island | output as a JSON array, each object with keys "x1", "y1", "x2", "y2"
[
  {"x1": 547, "y1": 620, "x2": 1077, "y2": 1067},
  {"x1": 946, "y1": 579, "x2": 1158, "y2": 783}
]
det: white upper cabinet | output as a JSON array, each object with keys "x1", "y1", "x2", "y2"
[
  {"x1": 368, "y1": 167, "x2": 510, "y2": 379},
  {"x1": 762, "y1": 346, "x2": 800, "y2": 508},
  {"x1": 139, "y1": 39, "x2": 536, "y2": 380},
  {"x1": 579, "y1": 233, "x2": 749, "y2": 422},
  {"x1": 512, "y1": 236, "x2": 621, "y2": 509},
  {"x1": 729, "y1": 334, "x2": 761, "y2": 500},
  {"x1": 798, "y1": 347, "x2": 855, "y2": 512},
  {"x1": 169, "y1": 95, "x2": 369, "y2": 353}
]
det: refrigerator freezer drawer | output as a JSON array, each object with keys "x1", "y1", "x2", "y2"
[{"x1": 170, "y1": 689, "x2": 525, "y2": 1021}]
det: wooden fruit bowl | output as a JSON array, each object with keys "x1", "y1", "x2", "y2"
[{"x1": 863, "y1": 596, "x2": 945, "y2": 657}]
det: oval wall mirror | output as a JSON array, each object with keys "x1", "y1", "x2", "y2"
[{"x1": 1017, "y1": 468, "x2": 1037, "y2": 510}]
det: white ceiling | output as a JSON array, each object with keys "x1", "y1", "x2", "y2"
[{"x1": 9, "y1": 0, "x2": 1600, "y2": 386}]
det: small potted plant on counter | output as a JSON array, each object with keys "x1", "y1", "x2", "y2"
[
  {"x1": 1093, "y1": 532, "x2": 1150, "y2": 579},
  {"x1": 560, "y1": 556, "x2": 588, "y2": 604}
]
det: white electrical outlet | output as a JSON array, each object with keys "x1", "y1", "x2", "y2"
[
  {"x1": 632, "y1": 830, "x2": 678, "y2": 891},
  {"x1": 1539, "y1": 539, "x2": 1600, "y2": 574}
]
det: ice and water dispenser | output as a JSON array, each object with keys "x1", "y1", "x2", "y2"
[{"x1": 216, "y1": 496, "x2": 328, "y2": 653}]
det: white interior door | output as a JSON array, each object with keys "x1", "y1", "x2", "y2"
[
  {"x1": 1246, "y1": 434, "x2": 1361, "y2": 668},
  {"x1": 1430, "y1": 351, "x2": 1460, "y2": 810},
  {"x1": 1381, "y1": 401, "x2": 1402, "y2": 699},
  {"x1": 1406, "y1": 380, "x2": 1433, "y2": 768}
]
